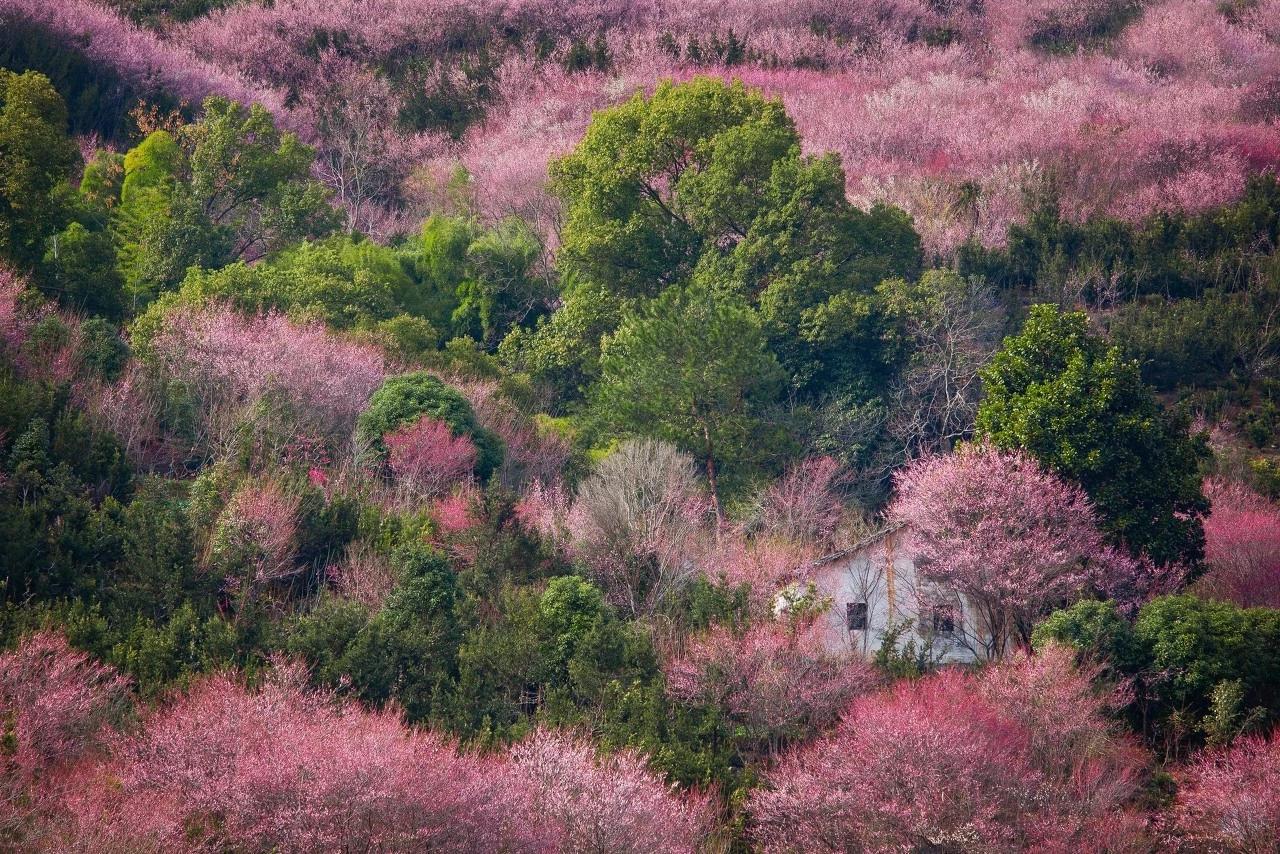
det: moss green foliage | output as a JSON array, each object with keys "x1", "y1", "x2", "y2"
[
  {"x1": 177, "y1": 242, "x2": 399, "y2": 328},
  {"x1": 288, "y1": 544, "x2": 460, "y2": 721},
  {"x1": 958, "y1": 176, "x2": 1280, "y2": 301}
]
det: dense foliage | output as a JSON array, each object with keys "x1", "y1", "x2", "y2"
[{"x1": 1, "y1": 5, "x2": 1280, "y2": 849}]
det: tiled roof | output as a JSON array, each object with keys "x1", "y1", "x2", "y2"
[{"x1": 811, "y1": 521, "x2": 908, "y2": 568}]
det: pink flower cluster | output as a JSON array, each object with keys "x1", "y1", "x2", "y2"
[
  {"x1": 454, "y1": 377, "x2": 572, "y2": 490},
  {"x1": 146, "y1": 302, "x2": 387, "y2": 456},
  {"x1": 889, "y1": 443, "x2": 1186, "y2": 648},
  {"x1": 0, "y1": 267, "x2": 84, "y2": 386},
  {"x1": 384, "y1": 416, "x2": 478, "y2": 499},
  {"x1": 0, "y1": 632, "x2": 128, "y2": 842},
  {"x1": 328, "y1": 543, "x2": 400, "y2": 611},
  {"x1": 698, "y1": 536, "x2": 820, "y2": 612},
  {"x1": 430, "y1": 485, "x2": 483, "y2": 536},
  {"x1": 512, "y1": 729, "x2": 716, "y2": 854},
  {"x1": 1, "y1": 639, "x2": 714, "y2": 853},
  {"x1": 664, "y1": 621, "x2": 877, "y2": 746},
  {"x1": 85, "y1": 667, "x2": 552, "y2": 852},
  {"x1": 0, "y1": 632, "x2": 127, "y2": 786},
  {"x1": 1197, "y1": 476, "x2": 1280, "y2": 608},
  {"x1": 518, "y1": 440, "x2": 713, "y2": 616},
  {"x1": 215, "y1": 479, "x2": 303, "y2": 586},
  {"x1": 1169, "y1": 732, "x2": 1280, "y2": 852},
  {"x1": 753, "y1": 455, "x2": 847, "y2": 549},
  {"x1": 0, "y1": 267, "x2": 26, "y2": 356},
  {"x1": 749, "y1": 645, "x2": 1149, "y2": 852}
]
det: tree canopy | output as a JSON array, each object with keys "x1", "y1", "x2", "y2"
[
  {"x1": 976, "y1": 304, "x2": 1208, "y2": 566},
  {"x1": 0, "y1": 69, "x2": 78, "y2": 269},
  {"x1": 592, "y1": 281, "x2": 784, "y2": 513}
]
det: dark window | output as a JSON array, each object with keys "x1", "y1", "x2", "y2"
[
  {"x1": 931, "y1": 609, "x2": 956, "y2": 635},
  {"x1": 847, "y1": 602, "x2": 868, "y2": 631}
]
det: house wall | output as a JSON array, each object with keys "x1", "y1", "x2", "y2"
[{"x1": 804, "y1": 530, "x2": 987, "y2": 665}]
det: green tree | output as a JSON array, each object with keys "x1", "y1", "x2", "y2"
[
  {"x1": 1031, "y1": 599, "x2": 1146, "y2": 673},
  {"x1": 976, "y1": 304, "x2": 1207, "y2": 565},
  {"x1": 112, "y1": 98, "x2": 337, "y2": 307},
  {"x1": 183, "y1": 97, "x2": 335, "y2": 260},
  {"x1": 287, "y1": 544, "x2": 460, "y2": 723},
  {"x1": 0, "y1": 70, "x2": 78, "y2": 268},
  {"x1": 77, "y1": 317, "x2": 129, "y2": 381},
  {"x1": 399, "y1": 214, "x2": 554, "y2": 348},
  {"x1": 452, "y1": 217, "x2": 550, "y2": 348},
  {"x1": 41, "y1": 221, "x2": 124, "y2": 318},
  {"x1": 547, "y1": 76, "x2": 919, "y2": 402},
  {"x1": 498, "y1": 276, "x2": 626, "y2": 403},
  {"x1": 538, "y1": 575, "x2": 607, "y2": 675},
  {"x1": 734, "y1": 156, "x2": 920, "y2": 396},
  {"x1": 552, "y1": 77, "x2": 796, "y2": 299},
  {"x1": 356, "y1": 370, "x2": 504, "y2": 478},
  {"x1": 176, "y1": 247, "x2": 396, "y2": 329},
  {"x1": 0, "y1": 367, "x2": 132, "y2": 604},
  {"x1": 591, "y1": 281, "x2": 784, "y2": 515}
]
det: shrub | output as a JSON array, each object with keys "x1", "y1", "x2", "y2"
[
  {"x1": 1168, "y1": 733, "x2": 1280, "y2": 852},
  {"x1": 749, "y1": 649, "x2": 1147, "y2": 852},
  {"x1": 356, "y1": 370, "x2": 502, "y2": 479}
]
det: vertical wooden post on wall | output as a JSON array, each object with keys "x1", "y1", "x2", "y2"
[{"x1": 885, "y1": 530, "x2": 896, "y2": 622}]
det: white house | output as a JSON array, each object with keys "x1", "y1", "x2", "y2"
[{"x1": 779, "y1": 525, "x2": 992, "y2": 665}]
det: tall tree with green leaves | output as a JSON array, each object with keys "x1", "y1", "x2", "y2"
[
  {"x1": 591, "y1": 281, "x2": 783, "y2": 517},
  {"x1": 0, "y1": 70, "x2": 78, "y2": 269},
  {"x1": 541, "y1": 76, "x2": 920, "y2": 402},
  {"x1": 113, "y1": 97, "x2": 337, "y2": 307},
  {"x1": 976, "y1": 304, "x2": 1208, "y2": 566},
  {"x1": 551, "y1": 77, "x2": 797, "y2": 300}
]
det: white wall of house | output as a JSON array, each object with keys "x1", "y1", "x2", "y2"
[{"x1": 791, "y1": 527, "x2": 989, "y2": 665}]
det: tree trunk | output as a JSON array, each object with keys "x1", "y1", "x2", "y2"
[{"x1": 701, "y1": 421, "x2": 723, "y2": 531}]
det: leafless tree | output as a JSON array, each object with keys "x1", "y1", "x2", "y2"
[
  {"x1": 568, "y1": 439, "x2": 713, "y2": 618},
  {"x1": 886, "y1": 270, "x2": 1004, "y2": 464},
  {"x1": 303, "y1": 53, "x2": 441, "y2": 235}
]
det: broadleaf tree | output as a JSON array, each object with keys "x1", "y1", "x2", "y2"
[
  {"x1": 591, "y1": 281, "x2": 783, "y2": 518},
  {"x1": 976, "y1": 304, "x2": 1208, "y2": 566}
]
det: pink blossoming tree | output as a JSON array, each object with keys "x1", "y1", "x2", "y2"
[
  {"x1": 750, "y1": 647, "x2": 1148, "y2": 852},
  {"x1": 77, "y1": 665, "x2": 551, "y2": 852},
  {"x1": 551, "y1": 440, "x2": 713, "y2": 618},
  {"x1": 664, "y1": 621, "x2": 877, "y2": 753},
  {"x1": 889, "y1": 444, "x2": 1109, "y2": 656},
  {"x1": 384, "y1": 415, "x2": 478, "y2": 501},
  {"x1": 511, "y1": 729, "x2": 715, "y2": 854},
  {"x1": 751, "y1": 456, "x2": 847, "y2": 550},
  {"x1": 1196, "y1": 477, "x2": 1280, "y2": 608},
  {"x1": 1169, "y1": 732, "x2": 1280, "y2": 852},
  {"x1": 144, "y1": 302, "x2": 386, "y2": 462},
  {"x1": 211, "y1": 479, "x2": 303, "y2": 616},
  {"x1": 0, "y1": 633, "x2": 128, "y2": 841}
]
